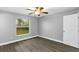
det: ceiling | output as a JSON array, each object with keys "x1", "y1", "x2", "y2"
[{"x1": 0, "y1": 7, "x2": 78, "y2": 17}]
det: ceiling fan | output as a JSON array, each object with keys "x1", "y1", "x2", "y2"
[{"x1": 26, "y1": 7, "x2": 48, "y2": 16}]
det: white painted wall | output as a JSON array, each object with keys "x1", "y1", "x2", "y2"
[
  {"x1": 38, "y1": 8, "x2": 79, "y2": 41},
  {"x1": 0, "y1": 11, "x2": 38, "y2": 44}
]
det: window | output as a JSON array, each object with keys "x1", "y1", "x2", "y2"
[{"x1": 16, "y1": 18, "x2": 29, "y2": 36}]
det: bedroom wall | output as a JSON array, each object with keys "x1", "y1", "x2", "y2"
[
  {"x1": 38, "y1": 8, "x2": 79, "y2": 41},
  {"x1": 0, "y1": 8, "x2": 79, "y2": 45},
  {"x1": 0, "y1": 11, "x2": 38, "y2": 44}
]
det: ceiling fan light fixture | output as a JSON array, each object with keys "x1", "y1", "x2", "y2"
[
  {"x1": 35, "y1": 11, "x2": 40, "y2": 15},
  {"x1": 26, "y1": 7, "x2": 48, "y2": 16}
]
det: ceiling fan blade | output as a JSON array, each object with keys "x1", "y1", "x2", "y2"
[
  {"x1": 42, "y1": 12, "x2": 48, "y2": 14},
  {"x1": 35, "y1": 7, "x2": 39, "y2": 9},
  {"x1": 28, "y1": 12, "x2": 34, "y2": 15},
  {"x1": 35, "y1": 7, "x2": 44, "y2": 10},
  {"x1": 26, "y1": 9, "x2": 34, "y2": 11},
  {"x1": 40, "y1": 7, "x2": 44, "y2": 10}
]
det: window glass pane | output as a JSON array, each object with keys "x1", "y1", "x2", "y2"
[{"x1": 16, "y1": 18, "x2": 29, "y2": 35}]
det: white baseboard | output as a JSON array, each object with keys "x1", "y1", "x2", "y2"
[
  {"x1": 0, "y1": 35, "x2": 38, "y2": 46},
  {"x1": 0, "y1": 35, "x2": 79, "y2": 48},
  {"x1": 39, "y1": 35, "x2": 79, "y2": 48},
  {"x1": 39, "y1": 35, "x2": 63, "y2": 43}
]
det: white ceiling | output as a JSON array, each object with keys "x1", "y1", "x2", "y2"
[{"x1": 0, "y1": 7, "x2": 78, "y2": 17}]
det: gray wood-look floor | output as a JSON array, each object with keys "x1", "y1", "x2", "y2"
[{"x1": 0, "y1": 37, "x2": 79, "y2": 52}]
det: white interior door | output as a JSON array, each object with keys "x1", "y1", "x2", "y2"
[{"x1": 63, "y1": 14, "x2": 78, "y2": 47}]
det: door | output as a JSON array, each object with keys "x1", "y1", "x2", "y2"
[{"x1": 63, "y1": 13, "x2": 78, "y2": 47}]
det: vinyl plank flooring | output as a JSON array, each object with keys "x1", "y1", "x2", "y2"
[{"x1": 0, "y1": 37, "x2": 79, "y2": 52}]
